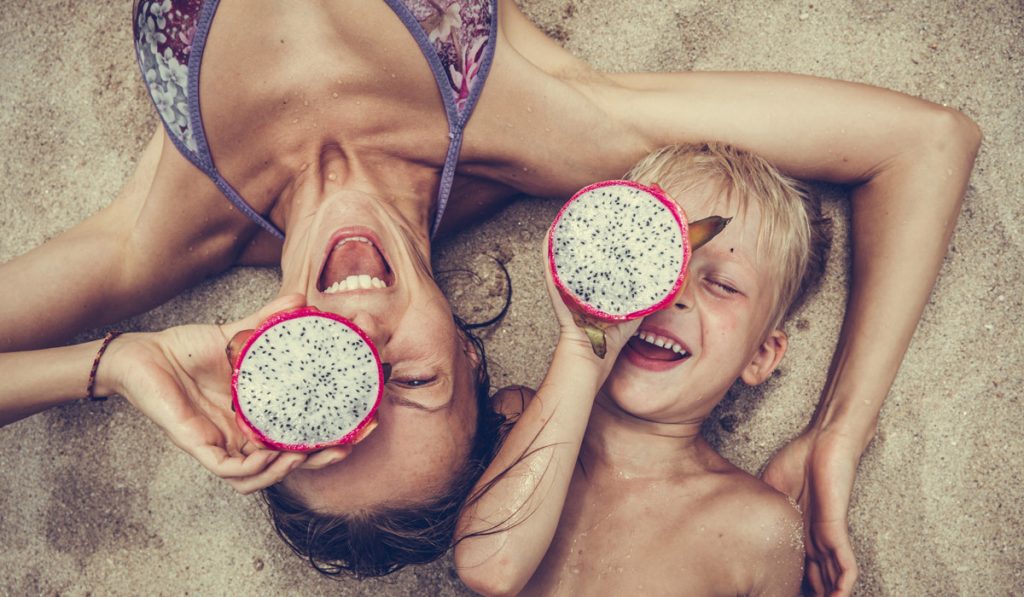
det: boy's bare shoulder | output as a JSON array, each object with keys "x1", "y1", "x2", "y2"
[
  {"x1": 691, "y1": 466, "x2": 804, "y2": 595},
  {"x1": 717, "y1": 470, "x2": 802, "y2": 547}
]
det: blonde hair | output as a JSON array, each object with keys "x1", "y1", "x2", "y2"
[{"x1": 625, "y1": 143, "x2": 831, "y2": 331}]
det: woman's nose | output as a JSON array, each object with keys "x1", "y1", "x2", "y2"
[{"x1": 346, "y1": 310, "x2": 391, "y2": 348}]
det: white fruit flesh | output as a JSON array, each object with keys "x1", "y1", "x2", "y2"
[
  {"x1": 551, "y1": 185, "x2": 684, "y2": 317},
  {"x1": 235, "y1": 315, "x2": 380, "y2": 448}
]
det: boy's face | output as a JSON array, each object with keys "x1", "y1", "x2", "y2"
[{"x1": 602, "y1": 183, "x2": 787, "y2": 422}]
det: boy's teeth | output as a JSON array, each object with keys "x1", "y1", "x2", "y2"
[
  {"x1": 635, "y1": 331, "x2": 689, "y2": 356},
  {"x1": 324, "y1": 275, "x2": 387, "y2": 293}
]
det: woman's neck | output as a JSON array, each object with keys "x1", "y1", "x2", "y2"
[
  {"x1": 278, "y1": 144, "x2": 438, "y2": 233},
  {"x1": 274, "y1": 144, "x2": 439, "y2": 293}
]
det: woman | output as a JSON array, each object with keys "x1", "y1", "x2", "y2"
[{"x1": 0, "y1": 0, "x2": 980, "y2": 591}]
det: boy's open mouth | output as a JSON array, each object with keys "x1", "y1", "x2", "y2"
[
  {"x1": 627, "y1": 330, "x2": 690, "y2": 362},
  {"x1": 317, "y1": 232, "x2": 395, "y2": 293}
]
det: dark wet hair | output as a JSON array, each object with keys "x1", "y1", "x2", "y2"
[{"x1": 261, "y1": 267, "x2": 512, "y2": 578}]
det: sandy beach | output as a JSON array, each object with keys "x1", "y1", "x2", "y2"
[{"x1": 1, "y1": 1, "x2": 1021, "y2": 595}]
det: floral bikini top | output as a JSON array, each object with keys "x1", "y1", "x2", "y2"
[{"x1": 134, "y1": 0, "x2": 497, "y2": 239}]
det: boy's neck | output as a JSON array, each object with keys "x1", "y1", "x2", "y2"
[{"x1": 579, "y1": 392, "x2": 717, "y2": 480}]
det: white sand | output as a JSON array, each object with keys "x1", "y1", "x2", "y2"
[{"x1": 1, "y1": 1, "x2": 1021, "y2": 594}]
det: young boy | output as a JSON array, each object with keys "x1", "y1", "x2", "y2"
[{"x1": 454, "y1": 143, "x2": 831, "y2": 596}]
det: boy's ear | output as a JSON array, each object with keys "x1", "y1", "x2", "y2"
[{"x1": 741, "y1": 329, "x2": 788, "y2": 386}]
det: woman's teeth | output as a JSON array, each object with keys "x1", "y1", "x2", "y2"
[
  {"x1": 337, "y1": 236, "x2": 371, "y2": 247},
  {"x1": 633, "y1": 331, "x2": 689, "y2": 356},
  {"x1": 324, "y1": 274, "x2": 387, "y2": 293}
]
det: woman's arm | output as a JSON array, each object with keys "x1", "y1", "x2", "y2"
[
  {"x1": 0, "y1": 128, "x2": 262, "y2": 352},
  {"x1": 0, "y1": 339, "x2": 119, "y2": 427},
  {"x1": 593, "y1": 71, "x2": 981, "y2": 594},
  {"x1": 455, "y1": 264, "x2": 640, "y2": 597},
  {"x1": 0, "y1": 294, "x2": 344, "y2": 493}
]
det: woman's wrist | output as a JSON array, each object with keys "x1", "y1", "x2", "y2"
[
  {"x1": 91, "y1": 332, "x2": 140, "y2": 398},
  {"x1": 809, "y1": 388, "x2": 881, "y2": 455}
]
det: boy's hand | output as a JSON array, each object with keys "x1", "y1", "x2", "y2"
[
  {"x1": 100, "y1": 294, "x2": 351, "y2": 494},
  {"x1": 543, "y1": 250, "x2": 641, "y2": 369},
  {"x1": 761, "y1": 428, "x2": 863, "y2": 597}
]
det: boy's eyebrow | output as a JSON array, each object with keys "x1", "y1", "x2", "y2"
[{"x1": 704, "y1": 244, "x2": 759, "y2": 274}]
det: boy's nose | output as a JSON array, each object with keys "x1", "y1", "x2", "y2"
[{"x1": 672, "y1": 277, "x2": 695, "y2": 310}]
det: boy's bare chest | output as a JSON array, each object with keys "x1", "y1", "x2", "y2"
[{"x1": 521, "y1": 480, "x2": 749, "y2": 597}]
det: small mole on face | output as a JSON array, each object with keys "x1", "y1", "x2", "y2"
[{"x1": 730, "y1": 247, "x2": 735, "y2": 253}]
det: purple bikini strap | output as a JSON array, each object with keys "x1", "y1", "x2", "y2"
[{"x1": 383, "y1": 0, "x2": 499, "y2": 237}]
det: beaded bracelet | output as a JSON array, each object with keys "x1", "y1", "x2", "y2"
[{"x1": 86, "y1": 330, "x2": 123, "y2": 401}]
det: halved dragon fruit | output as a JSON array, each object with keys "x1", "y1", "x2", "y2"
[
  {"x1": 230, "y1": 307, "x2": 384, "y2": 452},
  {"x1": 547, "y1": 180, "x2": 728, "y2": 357}
]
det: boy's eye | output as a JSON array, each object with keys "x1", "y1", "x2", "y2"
[{"x1": 706, "y1": 278, "x2": 740, "y2": 295}]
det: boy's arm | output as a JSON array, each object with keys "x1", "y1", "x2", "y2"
[
  {"x1": 594, "y1": 71, "x2": 980, "y2": 595},
  {"x1": 454, "y1": 266, "x2": 639, "y2": 597},
  {"x1": 0, "y1": 128, "x2": 259, "y2": 352}
]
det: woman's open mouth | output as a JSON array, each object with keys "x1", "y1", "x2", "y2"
[
  {"x1": 623, "y1": 328, "x2": 690, "y2": 371},
  {"x1": 317, "y1": 229, "x2": 395, "y2": 294}
]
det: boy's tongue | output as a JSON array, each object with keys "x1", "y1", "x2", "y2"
[
  {"x1": 627, "y1": 336, "x2": 685, "y2": 361},
  {"x1": 319, "y1": 240, "x2": 389, "y2": 290}
]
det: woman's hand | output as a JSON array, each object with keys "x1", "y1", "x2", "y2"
[
  {"x1": 99, "y1": 294, "x2": 352, "y2": 494},
  {"x1": 760, "y1": 428, "x2": 864, "y2": 597}
]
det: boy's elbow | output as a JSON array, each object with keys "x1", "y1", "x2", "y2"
[
  {"x1": 457, "y1": 564, "x2": 527, "y2": 597},
  {"x1": 455, "y1": 548, "x2": 530, "y2": 597}
]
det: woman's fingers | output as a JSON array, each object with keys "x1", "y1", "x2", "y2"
[
  {"x1": 831, "y1": 544, "x2": 858, "y2": 596},
  {"x1": 822, "y1": 552, "x2": 840, "y2": 594},
  {"x1": 225, "y1": 329, "x2": 255, "y2": 368},
  {"x1": 221, "y1": 293, "x2": 306, "y2": 339},
  {"x1": 805, "y1": 558, "x2": 826, "y2": 596},
  {"x1": 299, "y1": 445, "x2": 353, "y2": 470},
  {"x1": 226, "y1": 451, "x2": 308, "y2": 495},
  {"x1": 189, "y1": 444, "x2": 281, "y2": 479}
]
